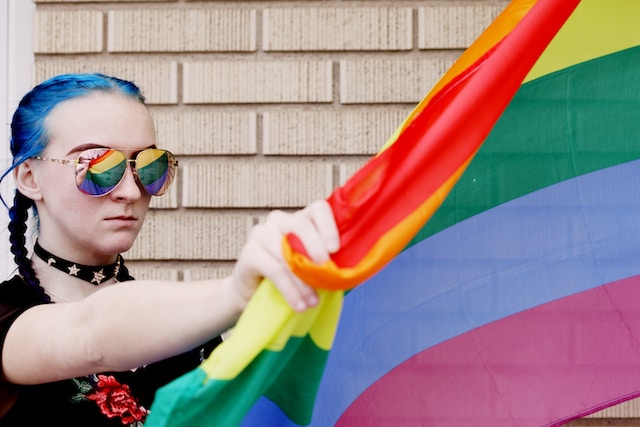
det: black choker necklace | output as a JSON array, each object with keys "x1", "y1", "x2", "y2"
[{"x1": 33, "y1": 241, "x2": 123, "y2": 285}]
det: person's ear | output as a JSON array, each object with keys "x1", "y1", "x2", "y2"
[{"x1": 14, "y1": 160, "x2": 43, "y2": 201}]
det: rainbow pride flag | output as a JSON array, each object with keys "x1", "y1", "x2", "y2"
[
  {"x1": 304, "y1": 1, "x2": 640, "y2": 426},
  {"x1": 145, "y1": 0, "x2": 640, "y2": 425}
]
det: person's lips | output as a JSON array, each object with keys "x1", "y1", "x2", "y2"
[{"x1": 105, "y1": 215, "x2": 138, "y2": 226}]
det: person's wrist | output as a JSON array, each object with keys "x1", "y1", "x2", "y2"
[{"x1": 221, "y1": 276, "x2": 250, "y2": 315}]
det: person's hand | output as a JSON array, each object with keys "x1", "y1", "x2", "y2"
[{"x1": 231, "y1": 200, "x2": 340, "y2": 312}]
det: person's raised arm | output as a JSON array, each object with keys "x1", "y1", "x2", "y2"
[{"x1": 1, "y1": 200, "x2": 339, "y2": 385}]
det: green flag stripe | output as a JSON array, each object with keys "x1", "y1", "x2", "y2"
[{"x1": 408, "y1": 45, "x2": 640, "y2": 247}]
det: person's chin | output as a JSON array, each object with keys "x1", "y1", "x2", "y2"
[{"x1": 106, "y1": 231, "x2": 141, "y2": 253}]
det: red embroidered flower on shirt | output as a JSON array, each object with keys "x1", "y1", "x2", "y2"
[{"x1": 85, "y1": 375, "x2": 149, "y2": 425}]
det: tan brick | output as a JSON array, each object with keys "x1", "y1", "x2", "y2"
[
  {"x1": 585, "y1": 398, "x2": 640, "y2": 418},
  {"x1": 183, "y1": 266, "x2": 234, "y2": 281},
  {"x1": 150, "y1": 110, "x2": 257, "y2": 155},
  {"x1": 126, "y1": 266, "x2": 180, "y2": 281},
  {"x1": 125, "y1": 211, "x2": 252, "y2": 260},
  {"x1": 568, "y1": 421, "x2": 640, "y2": 426},
  {"x1": 108, "y1": 9, "x2": 256, "y2": 52},
  {"x1": 36, "y1": 0, "x2": 168, "y2": 2},
  {"x1": 183, "y1": 61, "x2": 333, "y2": 104},
  {"x1": 33, "y1": 11, "x2": 103, "y2": 54},
  {"x1": 340, "y1": 56, "x2": 459, "y2": 104},
  {"x1": 419, "y1": 4, "x2": 507, "y2": 49},
  {"x1": 181, "y1": 161, "x2": 333, "y2": 208},
  {"x1": 263, "y1": 109, "x2": 411, "y2": 155},
  {"x1": 33, "y1": 61, "x2": 178, "y2": 104},
  {"x1": 264, "y1": 7, "x2": 411, "y2": 51}
]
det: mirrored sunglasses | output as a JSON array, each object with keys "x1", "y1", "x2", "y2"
[{"x1": 35, "y1": 148, "x2": 178, "y2": 197}]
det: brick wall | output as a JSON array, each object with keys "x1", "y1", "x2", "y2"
[{"x1": 30, "y1": 0, "x2": 640, "y2": 424}]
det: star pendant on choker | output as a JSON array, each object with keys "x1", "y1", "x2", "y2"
[{"x1": 67, "y1": 264, "x2": 80, "y2": 276}]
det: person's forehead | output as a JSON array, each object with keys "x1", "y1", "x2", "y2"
[{"x1": 44, "y1": 92, "x2": 155, "y2": 155}]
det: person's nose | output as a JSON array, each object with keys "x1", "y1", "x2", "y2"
[{"x1": 110, "y1": 163, "x2": 143, "y2": 201}]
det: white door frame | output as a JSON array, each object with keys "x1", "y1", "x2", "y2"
[{"x1": 1, "y1": 0, "x2": 34, "y2": 278}]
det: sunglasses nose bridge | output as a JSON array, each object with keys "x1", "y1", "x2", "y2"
[
  {"x1": 124, "y1": 158, "x2": 146, "y2": 190},
  {"x1": 126, "y1": 158, "x2": 139, "y2": 176}
]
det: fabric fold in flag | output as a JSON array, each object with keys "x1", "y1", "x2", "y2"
[{"x1": 145, "y1": 1, "x2": 579, "y2": 426}]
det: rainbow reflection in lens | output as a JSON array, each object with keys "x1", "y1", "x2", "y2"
[
  {"x1": 77, "y1": 149, "x2": 127, "y2": 196},
  {"x1": 136, "y1": 149, "x2": 176, "y2": 196}
]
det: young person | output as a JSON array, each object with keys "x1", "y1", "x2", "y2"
[{"x1": 0, "y1": 73, "x2": 339, "y2": 426}]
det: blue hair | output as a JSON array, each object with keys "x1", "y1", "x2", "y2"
[
  {"x1": 2, "y1": 73, "x2": 145, "y2": 189},
  {"x1": 2, "y1": 73, "x2": 146, "y2": 300}
]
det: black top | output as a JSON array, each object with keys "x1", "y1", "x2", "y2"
[{"x1": 0, "y1": 275, "x2": 222, "y2": 426}]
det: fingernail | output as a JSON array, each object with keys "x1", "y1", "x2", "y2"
[
  {"x1": 307, "y1": 294, "x2": 318, "y2": 307},
  {"x1": 296, "y1": 300, "x2": 308, "y2": 312}
]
